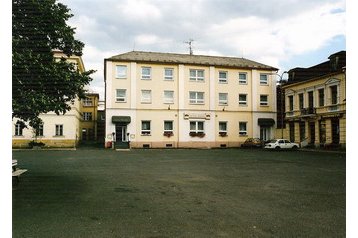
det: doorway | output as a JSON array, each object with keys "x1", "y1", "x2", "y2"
[
  {"x1": 115, "y1": 124, "x2": 129, "y2": 148},
  {"x1": 260, "y1": 126, "x2": 271, "y2": 142},
  {"x1": 309, "y1": 122, "x2": 315, "y2": 145},
  {"x1": 331, "y1": 118, "x2": 340, "y2": 144}
]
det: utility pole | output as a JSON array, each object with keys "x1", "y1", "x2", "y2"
[{"x1": 184, "y1": 38, "x2": 194, "y2": 55}]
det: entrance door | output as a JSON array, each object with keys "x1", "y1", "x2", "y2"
[
  {"x1": 289, "y1": 122, "x2": 295, "y2": 142},
  {"x1": 309, "y1": 122, "x2": 315, "y2": 145},
  {"x1": 260, "y1": 127, "x2": 270, "y2": 142},
  {"x1": 115, "y1": 124, "x2": 129, "y2": 148},
  {"x1": 331, "y1": 118, "x2": 340, "y2": 144}
]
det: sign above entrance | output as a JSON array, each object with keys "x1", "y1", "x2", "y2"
[
  {"x1": 112, "y1": 116, "x2": 131, "y2": 124},
  {"x1": 183, "y1": 113, "x2": 210, "y2": 120}
]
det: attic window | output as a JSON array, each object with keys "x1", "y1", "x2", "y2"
[{"x1": 331, "y1": 56, "x2": 339, "y2": 71}]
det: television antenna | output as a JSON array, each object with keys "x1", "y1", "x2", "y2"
[{"x1": 184, "y1": 38, "x2": 194, "y2": 55}]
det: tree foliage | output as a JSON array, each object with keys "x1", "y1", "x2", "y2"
[{"x1": 12, "y1": 0, "x2": 95, "y2": 128}]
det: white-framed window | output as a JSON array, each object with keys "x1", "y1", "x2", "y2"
[
  {"x1": 116, "y1": 65, "x2": 127, "y2": 79},
  {"x1": 141, "y1": 90, "x2": 152, "y2": 103},
  {"x1": 239, "y1": 73, "x2": 247, "y2": 84},
  {"x1": 218, "y1": 71, "x2": 228, "y2": 83},
  {"x1": 260, "y1": 74, "x2": 268, "y2": 85},
  {"x1": 36, "y1": 124, "x2": 44, "y2": 136},
  {"x1": 239, "y1": 94, "x2": 247, "y2": 106},
  {"x1": 163, "y1": 90, "x2": 174, "y2": 104},
  {"x1": 141, "y1": 121, "x2": 151, "y2": 135},
  {"x1": 116, "y1": 89, "x2": 127, "y2": 102},
  {"x1": 83, "y1": 98, "x2": 93, "y2": 106},
  {"x1": 141, "y1": 67, "x2": 151, "y2": 80},
  {"x1": 219, "y1": 121, "x2": 227, "y2": 133},
  {"x1": 164, "y1": 121, "x2": 173, "y2": 133},
  {"x1": 190, "y1": 121, "x2": 204, "y2": 133},
  {"x1": 219, "y1": 93, "x2": 228, "y2": 106},
  {"x1": 164, "y1": 68, "x2": 174, "y2": 80},
  {"x1": 189, "y1": 69, "x2": 204, "y2": 82},
  {"x1": 239, "y1": 122, "x2": 247, "y2": 135},
  {"x1": 189, "y1": 91, "x2": 204, "y2": 104},
  {"x1": 83, "y1": 112, "x2": 92, "y2": 121},
  {"x1": 55, "y1": 124, "x2": 63, "y2": 136},
  {"x1": 15, "y1": 123, "x2": 23, "y2": 136},
  {"x1": 260, "y1": 95, "x2": 268, "y2": 106}
]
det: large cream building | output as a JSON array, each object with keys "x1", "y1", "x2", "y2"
[
  {"x1": 12, "y1": 51, "x2": 87, "y2": 148},
  {"x1": 282, "y1": 51, "x2": 346, "y2": 148},
  {"x1": 104, "y1": 51, "x2": 278, "y2": 149}
]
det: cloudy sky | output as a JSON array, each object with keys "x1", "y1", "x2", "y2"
[{"x1": 59, "y1": 0, "x2": 346, "y2": 100}]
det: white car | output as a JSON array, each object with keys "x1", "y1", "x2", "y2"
[{"x1": 264, "y1": 139, "x2": 299, "y2": 150}]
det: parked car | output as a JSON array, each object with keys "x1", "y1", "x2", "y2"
[
  {"x1": 264, "y1": 139, "x2": 299, "y2": 150},
  {"x1": 241, "y1": 138, "x2": 264, "y2": 148}
]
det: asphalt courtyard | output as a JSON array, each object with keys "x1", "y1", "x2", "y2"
[{"x1": 12, "y1": 148, "x2": 345, "y2": 238}]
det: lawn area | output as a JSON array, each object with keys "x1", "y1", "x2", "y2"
[{"x1": 12, "y1": 149, "x2": 346, "y2": 238}]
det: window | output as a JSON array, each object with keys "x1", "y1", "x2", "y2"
[
  {"x1": 190, "y1": 121, "x2": 204, "y2": 133},
  {"x1": 330, "y1": 85, "x2": 338, "y2": 104},
  {"x1": 141, "y1": 90, "x2": 152, "y2": 103},
  {"x1": 189, "y1": 91, "x2": 204, "y2": 104},
  {"x1": 239, "y1": 122, "x2": 247, "y2": 135},
  {"x1": 116, "y1": 65, "x2": 127, "y2": 78},
  {"x1": 141, "y1": 121, "x2": 151, "y2": 135},
  {"x1": 318, "y1": 88, "x2": 325, "y2": 107},
  {"x1": 83, "y1": 98, "x2": 93, "y2": 106},
  {"x1": 260, "y1": 74, "x2": 268, "y2": 85},
  {"x1": 55, "y1": 124, "x2": 63, "y2": 136},
  {"x1": 116, "y1": 89, "x2": 126, "y2": 102},
  {"x1": 218, "y1": 71, "x2": 228, "y2": 83},
  {"x1": 219, "y1": 93, "x2": 228, "y2": 106},
  {"x1": 239, "y1": 73, "x2": 247, "y2": 84},
  {"x1": 15, "y1": 123, "x2": 23, "y2": 136},
  {"x1": 298, "y1": 93, "x2": 304, "y2": 109},
  {"x1": 288, "y1": 95, "x2": 294, "y2": 111},
  {"x1": 260, "y1": 95, "x2": 268, "y2": 106},
  {"x1": 239, "y1": 94, "x2": 247, "y2": 106},
  {"x1": 164, "y1": 68, "x2": 174, "y2": 80},
  {"x1": 189, "y1": 69, "x2": 204, "y2": 82},
  {"x1": 83, "y1": 112, "x2": 92, "y2": 121},
  {"x1": 141, "y1": 67, "x2": 151, "y2": 80},
  {"x1": 36, "y1": 124, "x2": 44, "y2": 136},
  {"x1": 163, "y1": 90, "x2": 174, "y2": 104},
  {"x1": 219, "y1": 121, "x2": 227, "y2": 133},
  {"x1": 164, "y1": 121, "x2": 173, "y2": 132}
]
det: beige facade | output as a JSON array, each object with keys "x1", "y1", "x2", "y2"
[
  {"x1": 282, "y1": 51, "x2": 346, "y2": 148},
  {"x1": 80, "y1": 93, "x2": 99, "y2": 141},
  {"x1": 12, "y1": 51, "x2": 87, "y2": 148},
  {"x1": 105, "y1": 51, "x2": 278, "y2": 149}
]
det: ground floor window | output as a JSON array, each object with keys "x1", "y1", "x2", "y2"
[
  {"x1": 289, "y1": 122, "x2": 295, "y2": 142},
  {"x1": 15, "y1": 123, "x2": 23, "y2": 136},
  {"x1": 164, "y1": 121, "x2": 173, "y2": 136},
  {"x1": 36, "y1": 124, "x2": 44, "y2": 136},
  {"x1": 141, "y1": 121, "x2": 151, "y2": 135},
  {"x1": 190, "y1": 121, "x2": 204, "y2": 133},
  {"x1": 319, "y1": 120, "x2": 326, "y2": 144},
  {"x1": 239, "y1": 122, "x2": 247, "y2": 135},
  {"x1": 55, "y1": 124, "x2": 63, "y2": 136},
  {"x1": 299, "y1": 121, "x2": 305, "y2": 141}
]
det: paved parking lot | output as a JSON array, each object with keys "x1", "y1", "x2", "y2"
[{"x1": 12, "y1": 149, "x2": 345, "y2": 238}]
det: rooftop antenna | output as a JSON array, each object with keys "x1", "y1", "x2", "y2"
[{"x1": 184, "y1": 38, "x2": 194, "y2": 55}]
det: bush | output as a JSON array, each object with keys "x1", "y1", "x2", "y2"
[{"x1": 29, "y1": 140, "x2": 45, "y2": 147}]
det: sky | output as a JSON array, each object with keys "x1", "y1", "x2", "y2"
[{"x1": 59, "y1": 0, "x2": 346, "y2": 101}]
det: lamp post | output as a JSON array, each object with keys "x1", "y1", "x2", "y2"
[{"x1": 275, "y1": 71, "x2": 288, "y2": 139}]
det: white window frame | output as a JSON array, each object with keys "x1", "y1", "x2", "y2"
[
  {"x1": 219, "y1": 93, "x2": 228, "y2": 106},
  {"x1": 163, "y1": 90, "x2": 174, "y2": 104},
  {"x1": 36, "y1": 124, "x2": 44, "y2": 137},
  {"x1": 190, "y1": 121, "x2": 204, "y2": 133},
  {"x1": 189, "y1": 91, "x2": 204, "y2": 104},
  {"x1": 189, "y1": 69, "x2": 204, "y2": 82},
  {"x1": 116, "y1": 65, "x2": 127, "y2": 79},
  {"x1": 15, "y1": 123, "x2": 23, "y2": 136},
  {"x1": 164, "y1": 121, "x2": 173, "y2": 133},
  {"x1": 141, "y1": 90, "x2": 152, "y2": 104},
  {"x1": 141, "y1": 121, "x2": 151, "y2": 135},
  {"x1": 55, "y1": 124, "x2": 63, "y2": 136},
  {"x1": 218, "y1": 71, "x2": 228, "y2": 84},
  {"x1": 239, "y1": 122, "x2": 247, "y2": 135},
  {"x1": 260, "y1": 74, "x2": 268, "y2": 85},
  {"x1": 260, "y1": 95, "x2": 268, "y2": 106},
  {"x1": 239, "y1": 94, "x2": 247, "y2": 106},
  {"x1": 83, "y1": 112, "x2": 92, "y2": 121},
  {"x1": 141, "y1": 67, "x2": 151, "y2": 80},
  {"x1": 116, "y1": 89, "x2": 127, "y2": 102},
  {"x1": 239, "y1": 72, "x2": 247, "y2": 84},
  {"x1": 164, "y1": 68, "x2": 174, "y2": 81},
  {"x1": 83, "y1": 98, "x2": 93, "y2": 106},
  {"x1": 219, "y1": 121, "x2": 227, "y2": 133}
]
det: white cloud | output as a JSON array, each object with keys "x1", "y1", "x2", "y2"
[{"x1": 117, "y1": 0, "x2": 162, "y2": 21}]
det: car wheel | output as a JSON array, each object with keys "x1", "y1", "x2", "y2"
[
  {"x1": 275, "y1": 146, "x2": 281, "y2": 150},
  {"x1": 292, "y1": 145, "x2": 298, "y2": 150}
]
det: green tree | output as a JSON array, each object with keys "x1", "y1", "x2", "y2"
[{"x1": 12, "y1": 0, "x2": 95, "y2": 130}]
